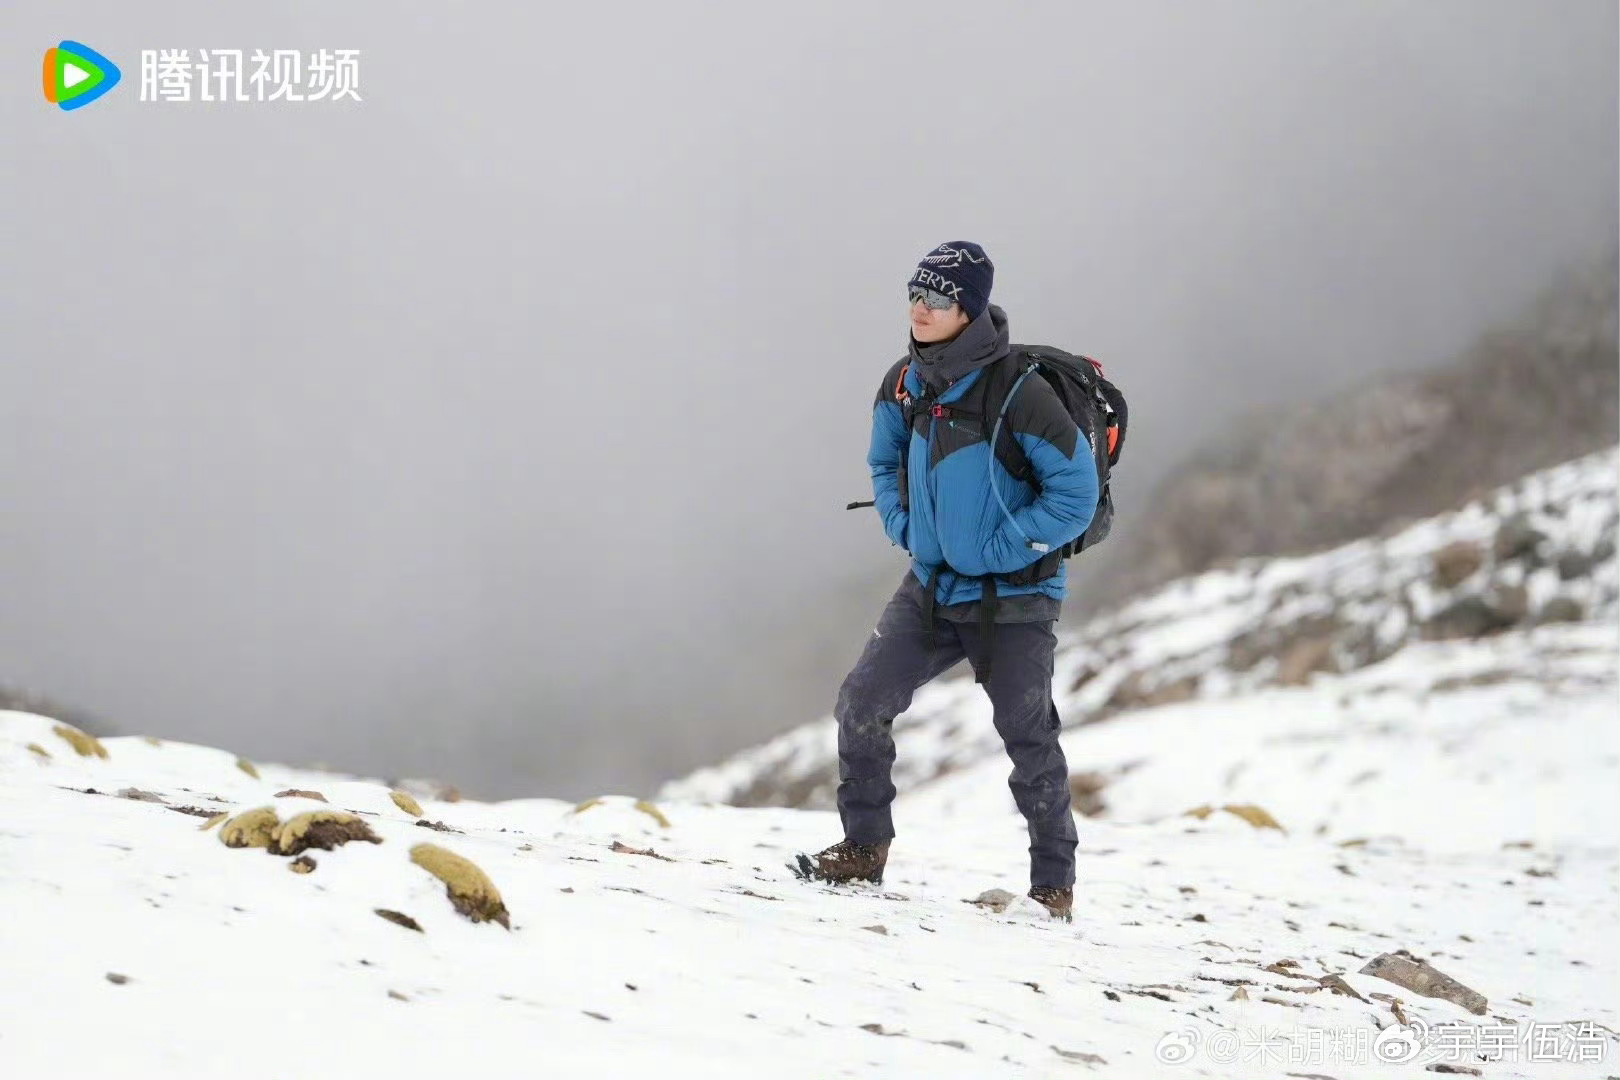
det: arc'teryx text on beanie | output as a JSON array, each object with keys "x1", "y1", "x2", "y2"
[{"x1": 908, "y1": 241, "x2": 994, "y2": 321}]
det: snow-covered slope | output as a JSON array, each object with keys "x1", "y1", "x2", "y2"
[
  {"x1": 4, "y1": 626, "x2": 1617, "y2": 1080},
  {"x1": 3, "y1": 450, "x2": 1615, "y2": 1079},
  {"x1": 663, "y1": 447, "x2": 1617, "y2": 811}
]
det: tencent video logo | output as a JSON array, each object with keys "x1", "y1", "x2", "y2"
[{"x1": 43, "y1": 40, "x2": 121, "y2": 111}]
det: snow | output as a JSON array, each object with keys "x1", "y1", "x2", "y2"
[
  {"x1": 4, "y1": 603, "x2": 1617, "y2": 1077},
  {"x1": 909, "y1": 622, "x2": 1619, "y2": 853},
  {"x1": 2, "y1": 449, "x2": 1616, "y2": 1078}
]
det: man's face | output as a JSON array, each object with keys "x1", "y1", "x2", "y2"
[{"x1": 909, "y1": 291, "x2": 970, "y2": 343}]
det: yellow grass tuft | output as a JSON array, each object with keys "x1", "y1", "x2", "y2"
[
  {"x1": 219, "y1": 807, "x2": 280, "y2": 848},
  {"x1": 52, "y1": 724, "x2": 108, "y2": 759},
  {"x1": 409, "y1": 843, "x2": 510, "y2": 929},
  {"x1": 634, "y1": 800, "x2": 672, "y2": 828},
  {"x1": 268, "y1": 811, "x2": 381, "y2": 856},
  {"x1": 389, "y1": 791, "x2": 424, "y2": 818},
  {"x1": 1183, "y1": 803, "x2": 1285, "y2": 832}
]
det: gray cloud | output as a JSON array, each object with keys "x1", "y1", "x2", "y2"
[{"x1": 2, "y1": 0, "x2": 1614, "y2": 797}]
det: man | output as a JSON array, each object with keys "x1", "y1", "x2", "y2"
[{"x1": 799, "y1": 241, "x2": 1100, "y2": 921}]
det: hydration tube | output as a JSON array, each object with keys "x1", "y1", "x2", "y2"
[{"x1": 987, "y1": 365, "x2": 1049, "y2": 552}]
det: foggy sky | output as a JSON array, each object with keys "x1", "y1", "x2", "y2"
[{"x1": 3, "y1": 1, "x2": 1615, "y2": 798}]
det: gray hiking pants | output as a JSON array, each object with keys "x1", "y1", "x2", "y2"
[{"x1": 834, "y1": 577, "x2": 1078, "y2": 888}]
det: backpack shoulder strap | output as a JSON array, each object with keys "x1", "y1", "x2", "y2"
[
  {"x1": 877, "y1": 355, "x2": 911, "y2": 404},
  {"x1": 985, "y1": 356, "x2": 1050, "y2": 553},
  {"x1": 982, "y1": 349, "x2": 1040, "y2": 482}
]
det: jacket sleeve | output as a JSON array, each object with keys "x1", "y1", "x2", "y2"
[
  {"x1": 869, "y1": 363, "x2": 910, "y2": 550},
  {"x1": 981, "y1": 375, "x2": 1099, "y2": 574}
]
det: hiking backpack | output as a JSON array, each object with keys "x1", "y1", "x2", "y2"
[
  {"x1": 989, "y1": 345, "x2": 1127, "y2": 567},
  {"x1": 851, "y1": 345, "x2": 1128, "y2": 585}
]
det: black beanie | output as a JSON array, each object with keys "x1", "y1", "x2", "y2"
[{"x1": 908, "y1": 241, "x2": 994, "y2": 320}]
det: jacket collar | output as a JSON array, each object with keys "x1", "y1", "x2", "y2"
[{"x1": 907, "y1": 304, "x2": 1011, "y2": 394}]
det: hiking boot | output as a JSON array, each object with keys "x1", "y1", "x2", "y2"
[
  {"x1": 1028, "y1": 885, "x2": 1073, "y2": 921},
  {"x1": 798, "y1": 838, "x2": 891, "y2": 885}
]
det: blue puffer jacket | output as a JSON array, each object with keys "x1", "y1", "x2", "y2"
[{"x1": 869, "y1": 305, "x2": 1100, "y2": 607}]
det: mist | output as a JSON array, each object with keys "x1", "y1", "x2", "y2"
[{"x1": 2, "y1": 0, "x2": 1615, "y2": 798}]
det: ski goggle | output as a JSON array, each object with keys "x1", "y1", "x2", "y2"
[{"x1": 908, "y1": 286, "x2": 956, "y2": 311}]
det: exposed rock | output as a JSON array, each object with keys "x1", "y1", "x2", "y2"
[
  {"x1": 1317, "y1": 973, "x2": 1367, "y2": 1001},
  {"x1": 1432, "y1": 541, "x2": 1485, "y2": 588},
  {"x1": 1068, "y1": 771, "x2": 1109, "y2": 818},
  {"x1": 274, "y1": 788, "x2": 327, "y2": 802},
  {"x1": 1276, "y1": 635, "x2": 1337, "y2": 686},
  {"x1": 105, "y1": 973, "x2": 130, "y2": 985},
  {"x1": 1107, "y1": 671, "x2": 1199, "y2": 711},
  {"x1": 375, "y1": 908, "x2": 423, "y2": 932},
  {"x1": 967, "y1": 889, "x2": 1019, "y2": 914},
  {"x1": 116, "y1": 788, "x2": 164, "y2": 803},
  {"x1": 1067, "y1": 663, "x2": 1101, "y2": 694},
  {"x1": 733, "y1": 888, "x2": 781, "y2": 901},
  {"x1": 1535, "y1": 595, "x2": 1585, "y2": 625},
  {"x1": 1492, "y1": 584, "x2": 1531, "y2": 623},
  {"x1": 1493, "y1": 514, "x2": 1548, "y2": 565},
  {"x1": 1556, "y1": 549, "x2": 1597, "y2": 581},
  {"x1": 414, "y1": 819, "x2": 462, "y2": 834},
  {"x1": 1424, "y1": 584, "x2": 1529, "y2": 639},
  {"x1": 610, "y1": 840, "x2": 673, "y2": 862},
  {"x1": 289, "y1": 856, "x2": 317, "y2": 874},
  {"x1": 1360, "y1": 952, "x2": 1487, "y2": 1015},
  {"x1": 165, "y1": 804, "x2": 219, "y2": 819}
]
